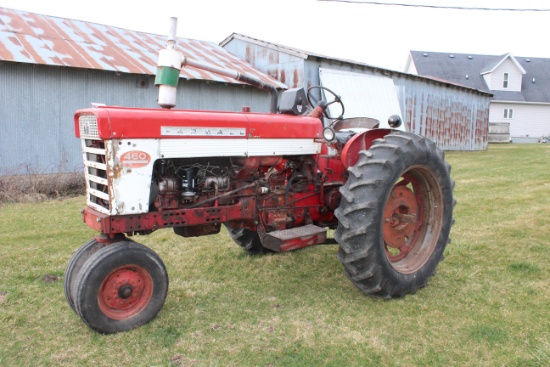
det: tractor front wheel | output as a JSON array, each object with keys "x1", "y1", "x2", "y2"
[
  {"x1": 64, "y1": 238, "x2": 105, "y2": 313},
  {"x1": 73, "y1": 241, "x2": 168, "y2": 334},
  {"x1": 334, "y1": 131, "x2": 454, "y2": 298}
]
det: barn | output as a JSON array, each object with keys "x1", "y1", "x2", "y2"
[
  {"x1": 1, "y1": 7, "x2": 494, "y2": 178},
  {"x1": 0, "y1": 8, "x2": 285, "y2": 176},
  {"x1": 221, "y1": 33, "x2": 492, "y2": 151}
]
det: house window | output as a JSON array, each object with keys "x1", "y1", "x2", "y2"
[
  {"x1": 504, "y1": 109, "x2": 514, "y2": 119},
  {"x1": 503, "y1": 73, "x2": 509, "y2": 88}
]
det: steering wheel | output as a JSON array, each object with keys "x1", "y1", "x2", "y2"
[{"x1": 307, "y1": 86, "x2": 345, "y2": 120}]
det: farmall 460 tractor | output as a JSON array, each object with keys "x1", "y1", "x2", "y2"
[{"x1": 65, "y1": 19, "x2": 454, "y2": 334}]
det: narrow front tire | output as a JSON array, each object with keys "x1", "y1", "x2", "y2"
[
  {"x1": 64, "y1": 238, "x2": 105, "y2": 313},
  {"x1": 74, "y1": 241, "x2": 168, "y2": 334}
]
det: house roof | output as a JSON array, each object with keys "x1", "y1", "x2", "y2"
[
  {"x1": 0, "y1": 7, "x2": 286, "y2": 89},
  {"x1": 410, "y1": 51, "x2": 550, "y2": 103}
]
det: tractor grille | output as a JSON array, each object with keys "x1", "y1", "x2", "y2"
[
  {"x1": 82, "y1": 138, "x2": 110, "y2": 214},
  {"x1": 78, "y1": 114, "x2": 99, "y2": 139}
]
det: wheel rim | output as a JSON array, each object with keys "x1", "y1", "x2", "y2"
[
  {"x1": 383, "y1": 167, "x2": 444, "y2": 274},
  {"x1": 98, "y1": 265, "x2": 154, "y2": 320}
]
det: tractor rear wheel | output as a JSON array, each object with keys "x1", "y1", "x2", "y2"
[
  {"x1": 334, "y1": 131, "x2": 454, "y2": 298},
  {"x1": 64, "y1": 238, "x2": 105, "y2": 313},
  {"x1": 73, "y1": 241, "x2": 168, "y2": 334},
  {"x1": 224, "y1": 224, "x2": 268, "y2": 254}
]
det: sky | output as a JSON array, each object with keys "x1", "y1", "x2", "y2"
[{"x1": 1, "y1": 0, "x2": 550, "y2": 71}]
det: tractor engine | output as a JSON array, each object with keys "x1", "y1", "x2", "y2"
[
  {"x1": 150, "y1": 154, "x2": 339, "y2": 238},
  {"x1": 152, "y1": 157, "x2": 236, "y2": 210}
]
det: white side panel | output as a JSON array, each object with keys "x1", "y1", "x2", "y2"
[
  {"x1": 110, "y1": 139, "x2": 161, "y2": 215},
  {"x1": 248, "y1": 139, "x2": 321, "y2": 155},
  {"x1": 160, "y1": 139, "x2": 248, "y2": 158},
  {"x1": 159, "y1": 138, "x2": 320, "y2": 158},
  {"x1": 319, "y1": 68, "x2": 405, "y2": 131}
]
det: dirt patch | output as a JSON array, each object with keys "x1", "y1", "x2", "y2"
[
  {"x1": 168, "y1": 355, "x2": 199, "y2": 367},
  {"x1": 41, "y1": 274, "x2": 61, "y2": 283},
  {"x1": 0, "y1": 292, "x2": 7, "y2": 306}
]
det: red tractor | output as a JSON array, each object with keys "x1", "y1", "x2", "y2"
[{"x1": 65, "y1": 20, "x2": 454, "y2": 334}]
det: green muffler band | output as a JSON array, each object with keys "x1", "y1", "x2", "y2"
[{"x1": 155, "y1": 66, "x2": 180, "y2": 87}]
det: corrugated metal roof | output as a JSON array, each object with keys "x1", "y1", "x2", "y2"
[
  {"x1": 0, "y1": 7, "x2": 286, "y2": 89},
  {"x1": 222, "y1": 33, "x2": 492, "y2": 97},
  {"x1": 221, "y1": 33, "x2": 377, "y2": 68}
]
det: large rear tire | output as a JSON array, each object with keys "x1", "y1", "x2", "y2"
[
  {"x1": 334, "y1": 131, "x2": 454, "y2": 298},
  {"x1": 74, "y1": 241, "x2": 168, "y2": 334}
]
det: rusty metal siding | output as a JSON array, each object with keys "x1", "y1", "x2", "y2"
[
  {"x1": 395, "y1": 78, "x2": 489, "y2": 150},
  {"x1": 0, "y1": 62, "x2": 271, "y2": 176},
  {"x1": 223, "y1": 38, "x2": 306, "y2": 89},
  {"x1": 0, "y1": 7, "x2": 285, "y2": 89},
  {"x1": 305, "y1": 59, "x2": 489, "y2": 150}
]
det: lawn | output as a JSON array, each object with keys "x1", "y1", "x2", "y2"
[{"x1": 0, "y1": 144, "x2": 548, "y2": 366}]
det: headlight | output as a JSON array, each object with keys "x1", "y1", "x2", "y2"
[{"x1": 323, "y1": 127, "x2": 336, "y2": 142}]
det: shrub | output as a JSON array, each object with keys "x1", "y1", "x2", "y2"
[{"x1": 0, "y1": 172, "x2": 86, "y2": 204}]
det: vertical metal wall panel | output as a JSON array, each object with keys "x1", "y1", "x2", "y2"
[
  {"x1": 0, "y1": 62, "x2": 271, "y2": 176},
  {"x1": 395, "y1": 77, "x2": 489, "y2": 150},
  {"x1": 177, "y1": 79, "x2": 270, "y2": 112}
]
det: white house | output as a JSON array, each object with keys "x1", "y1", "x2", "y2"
[{"x1": 406, "y1": 51, "x2": 550, "y2": 142}]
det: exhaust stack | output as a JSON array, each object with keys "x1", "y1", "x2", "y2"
[
  {"x1": 155, "y1": 17, "x2": 183, "y2": 108},
  {"x1": 155, "y1": 17, "x2": 279, "y2": 112}
]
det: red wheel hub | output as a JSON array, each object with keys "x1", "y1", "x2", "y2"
[
  {"x1": 383, "y1": 185, "x2": 420, "y2": 261},
  {"x1": 98, "y1": 265, "x2": 153, "y2": 320}
]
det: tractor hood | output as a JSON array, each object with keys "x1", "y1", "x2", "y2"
[{"x1": 74, "y1": 106, "x2": 323, "y2": 140}]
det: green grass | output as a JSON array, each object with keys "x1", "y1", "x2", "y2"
[{"x1": 0, "y1": 144, "x2": 549, "y2": 367}]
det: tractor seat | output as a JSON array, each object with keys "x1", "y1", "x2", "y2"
[
  {"x1": 335, "y1": 131, "x2": 356, "y2": 144},
  {"x1": 332, "y1": 117, "x2": 380, "y2": 132},
  {"x1": 332, "y1": 117, "x2": 380, "y2": 143}
]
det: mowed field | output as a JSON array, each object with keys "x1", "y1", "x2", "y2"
[{"x1": 0, "y1": 144, "x2": 548, "y2": 367}]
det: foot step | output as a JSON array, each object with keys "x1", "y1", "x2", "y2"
[{"x1": 263, "y1": 224, "x2": 327, "y2": 252}]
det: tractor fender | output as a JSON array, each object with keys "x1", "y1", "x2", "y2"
[{"x1": 341, "y1": 129, "x2": 393, "y2": 169}]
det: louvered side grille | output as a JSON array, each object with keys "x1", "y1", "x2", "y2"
[{"x1": 82, "y1": 139, "x2": 110, "y2": 214}]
